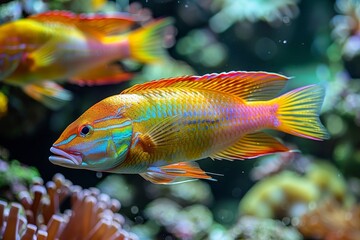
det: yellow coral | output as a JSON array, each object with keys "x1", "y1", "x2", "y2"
[
  {"x1": 239, "y1": 171, "x2": 320, "y2": 218},
  {"x1": 239, "y1": 161, "x2": 352, "y2": 219},
  {"x1": 305, "y1": 161, "x2": 348, "y2": 202}
]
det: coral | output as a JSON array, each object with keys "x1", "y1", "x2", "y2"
[
  {"x1": 96, "y1": 175, "x2": 136, "y2": 207},
  {"x1": 0, "y1": 173, "x2": 138, "y2": 239},
  {"x1": 228, "y1": 216, "x2": 302, "y2": 240},
  {"x1": 305, "y1": 160, "x2": 348, "y2": 203},
  {"x1": 137, "y1": 198, "x2": 213, "y2": 240},
  {"x1": 332, "y1": 0, "x2": 360, "y2": 58},
  {"x1": 239, "y1": 171, "x2": 320, "y2": 218},
  {"x1": 127, "y1": 2, "x2": 153, "y2": 24},
  {"x1": 297, "y1": 199, "x2": 360, "y2": 240},
  {"x1": 145, "y1": 179, "x2": 213, "y2": 205},
  {"x1": 250, "y1": 151, "x2": 298, "y2": 180},
  {"x1": 210, "y1": 0, "x2": 300, "y2": 32},
  {"x1": 239, "y1": 157, "x2": 360, "y2": 240},
  {"x1": 240, "y1": 160, "x2": 353, "y2": 219},
  {"x1": 0, "y1": 159, "x2": 40, "y2": 201},
  {"x1": 0, "y1": 1, "x2": 22, "y2": 22},
  {"x1": 331, "y1": 0, "x2": 360, "y2": 77},
  {"x1": 175, "y1": 28, "x2": 228, "y2": 68}
]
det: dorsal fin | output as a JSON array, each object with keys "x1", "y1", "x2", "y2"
[
  {"x1": 122, "y1": 71, "x2": 289, "y2": 101},
  {"x1": 29, "y1": 10, "x2": 137, "y2": 36}
]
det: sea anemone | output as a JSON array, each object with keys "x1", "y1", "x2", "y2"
[{"x1": 0, "y1": 173, "x2": 138, "y2": 239}]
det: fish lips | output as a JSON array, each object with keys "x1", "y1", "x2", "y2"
[{"x1": 49, "y1": 147, "x2": 83, "y2": 167}]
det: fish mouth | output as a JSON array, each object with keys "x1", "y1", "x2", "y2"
[{"x1": 49, "y1": 147, "x2": 82, "y2": 167}]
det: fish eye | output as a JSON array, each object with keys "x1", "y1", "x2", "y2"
[{"x1": 79, "y1": 124, "x2": 93, "y2": 137}]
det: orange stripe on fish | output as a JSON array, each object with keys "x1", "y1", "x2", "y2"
[{"x1": 49, "y1": 71, "x2": 329, "y2": 184}]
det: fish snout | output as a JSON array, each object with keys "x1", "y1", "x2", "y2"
[{"x1": 49, "y1": 146, "x2": 83, "y2": 167}]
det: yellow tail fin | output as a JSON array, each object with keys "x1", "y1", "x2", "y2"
[
  {"x1": 128, "y1": 18, "x2": 173, "y2": 63},
  {"x1": 273, "y1": 85, "x2": 330, "y2": 140}
]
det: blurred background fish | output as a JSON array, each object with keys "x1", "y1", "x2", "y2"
[
  {"x1": 49, "y1": 71, "x2": 329, "y2": 184},
  {"x1": 0, "y1": 10, "x2": 172, "y2": 109}
]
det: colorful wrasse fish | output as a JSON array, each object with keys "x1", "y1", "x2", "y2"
[
  {"x1": 49, "y1": 71, "x2": 329, "y2": 184},
  {"x1": 0, "y1": 10, "x2": 172, "y2": 109}
]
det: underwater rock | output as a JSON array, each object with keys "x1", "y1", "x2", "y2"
[
  {"x1": 297, "y1": 199, "x2": 360, "y2": 240},
  {"x1": 0, "y1": 173, "x2": 138, "y2": 240}
]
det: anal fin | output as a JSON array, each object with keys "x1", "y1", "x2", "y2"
[
  {"x1": 23, "y1": 81, "x2": 73, "y2": 109},
  {"x1": 140, "y1": 162, "x2": 217, "y2": 184},
  {"x1": 210, "y1": 131, "x2": 290, "y2": 160}
]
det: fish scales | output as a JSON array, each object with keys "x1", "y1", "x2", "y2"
[{"x1": 118, "y1": 88, "x2": 279, "y2": 166}]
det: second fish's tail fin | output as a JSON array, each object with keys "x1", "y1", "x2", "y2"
[
  {"x1": 127, "y1": 18, "x2": 173, "y2": 63},
  {"x1": 272, "y1": 85, "x2": 330, "y2": 140}
]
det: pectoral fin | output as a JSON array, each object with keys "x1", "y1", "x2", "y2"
[
  {"x1": 28, "y1": 40, "x2": 58, "y2": 69},
  {"x1": 210, "y1": 131, "x2": 290, "y2": 160},
  {"x1": 70, "y1": 64, "x2": 133, "y2": 86},
  {"x1": 137, "y1": 115, "x2": 181, "y2": 154},
  {"x1": 23, "y1": 81, "x2": 72, "y2": 109},
  {"x1": 140, "y1": 162, "x2": 217, "y2": 184}
]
